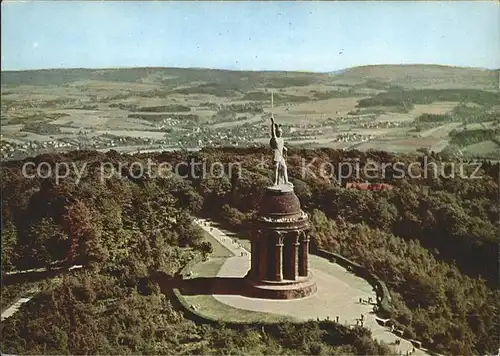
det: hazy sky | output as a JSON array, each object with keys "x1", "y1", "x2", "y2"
[{"x1": 1, "y1": 1, "x2": 498, "y2": 71}]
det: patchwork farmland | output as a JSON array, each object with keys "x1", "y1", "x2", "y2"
[{"x1": 1, "y1": 65, "x2": 499, "y2": 160}]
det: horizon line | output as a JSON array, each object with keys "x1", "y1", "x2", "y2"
[{"x1": 1, "y1": 63, "x2": 498, "y2": 74}]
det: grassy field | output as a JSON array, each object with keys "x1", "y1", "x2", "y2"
[
  {"x1": 356, "y1": 139, "x2": 439, "y2": 153},
  {"x1": 180, "y1": 290, "x2": 297, "y2": 324},
  {"x1": 331, "y1": 65, "x2": 498, "y2": 90},
  {"x1": 1, "y1": 65, "x2": 499, "y2": 157},
  {"x1": 178, "y1": 257, "x2": 296, "y2": 323},
  {"x1": 409, "y1": 102, "x2": 458, "y2": 116},
  {"x1": 463, "y1": 140, "x2": 500, "y2": 155},
  {"x1": 174, "y1": 225, "x2": 297, "y2": 324}
]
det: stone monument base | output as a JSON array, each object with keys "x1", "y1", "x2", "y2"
[
  {"x1": 266, "y1": 183, "x2": 294, "y2": 193},
  {"x1": 246, "y1": 182, "x2": 316, "y2": 299},
  {"x1": 244, "y1": 273, "x2": 317, "y2": 299}
]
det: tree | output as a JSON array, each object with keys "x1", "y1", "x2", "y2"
[
  {"x1": 27, "y1": 217, "x2": 66, "y2": 269},
  {"x1": 221, "y1": 204, "x2": 247, "y2": 227},
  {"x1": 291, "y1": 178, "x2": 312, "y2": 209},
  {"x1": 63, "y1": 200, "x2": 107, "y2": 266},
  {"x1": 199, "y1": 241, "x2": 213, "y2": 260},
  {"x1": 1, "y1": 222, "x2": 19, "y2": 272}
]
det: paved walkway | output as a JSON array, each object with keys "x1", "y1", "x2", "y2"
[
  {"x1": 1, "y1": 265, "x2": 82, "y2": 322},
  {"x1": 194, "y1": 218, "x2": 427, "y2": 356},
  {"x1": 195, "y1": 218, "x2": 250, "y2": 257},
  {"x1": 1, "y1": 292, "x2": 37, "y2": 321}
]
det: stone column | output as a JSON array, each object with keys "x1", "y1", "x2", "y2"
[
  {"x1": 275, "y1": 232, "x2": 284, "y2": 281},
  {"x1": 299, "y1": 231, "x2": 310, "y2": 277},
  {"x1": 290, "y1": 231, "x2": 300, "y2": 280},
  {"x1": 259, "y1": 232, "x2": 268, "y2": 280},
  {"x1": 251, "y1": 231, "x2": 260, "y2": 278}
]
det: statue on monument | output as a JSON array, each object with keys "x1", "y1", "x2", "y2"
[{"x1": 270, "y1": 115, "x2": 291, "y2": 186}]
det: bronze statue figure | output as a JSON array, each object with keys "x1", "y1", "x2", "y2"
[{"x1": 270, "y1": 115, "x2": 290, "y2": 186}]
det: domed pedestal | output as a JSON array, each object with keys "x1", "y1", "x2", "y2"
[{"x1": 244, "y1": 185, "x2": 316, "y2": 299}]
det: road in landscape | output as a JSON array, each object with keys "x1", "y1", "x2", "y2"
[
  {"x1": 1, "y1": 291, "x2": 37, "y2": 322},
  {"x1": 1, "y1": 265, "x2": 82, "y2": 322},
  {"x1": 418, "y1": 123, "x2": 460, "y2": 138}
]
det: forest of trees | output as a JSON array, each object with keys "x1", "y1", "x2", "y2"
[
  {"x1": 1, "y1": 147, "x2": 499, "y2": 355},
  {"x1": 184, "y1": 147, "x2": 500, "y2": 355},
  {"x1": 449, "y1": 128, "x2": 500, "y2": 147},
  {"x1": 357, "y1": 88, "x2": 500, "y2": 111},
  {"x1": 414, "y1": 107, "x2": 499, "y2": 127},
  {"x1": 414, "y1": 113, "x2": 453, "y2": 124},
  {"x1": 135, "y1": 105, "x2": 192, "y2": 113},
  {"x1": 451, "y1": 104, "x2": 499, "y2": 123},
  {"x1": 1, "y1": 149, "x2": 390, "y2": 355},
  {"x1": 21, "y1": 122, "x2": 63, "y2": 135}
]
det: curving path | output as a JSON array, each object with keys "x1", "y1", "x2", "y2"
[
  {"x1": 194, "y1": 218, "x2": 428, "y2": 356},
  {"x1": 1, "y1": 265, "x2": 82, "y2": 322},
  {"x1": 1, "y1": 293, "x2": 37, "y2": 322}
]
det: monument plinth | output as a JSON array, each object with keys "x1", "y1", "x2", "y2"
[{"x1": 245, "y1": 184, "x2": 317, "y2": 299}]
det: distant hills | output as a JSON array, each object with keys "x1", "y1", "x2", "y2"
[
  {"x1": 0, "y1": 67, "x2": 325, "y2": 91},
  {"x1": 330, "y1": 64, "x2": 499, "y2": 90},
  {"x1": 1, "y1": 64, "x2": 498, "y2": 90}
]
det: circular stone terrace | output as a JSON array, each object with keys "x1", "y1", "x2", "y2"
[{"x1": 177, "y1": 218, "x2": 429, "y2": 356}]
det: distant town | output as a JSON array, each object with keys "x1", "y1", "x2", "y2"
[{"x1": 0, "y1": 114, "x2": 413, "y2": 160}]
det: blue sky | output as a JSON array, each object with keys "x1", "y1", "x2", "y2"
[{"x1": 1, "y1": 1, "x2": 498, "y2": 72}]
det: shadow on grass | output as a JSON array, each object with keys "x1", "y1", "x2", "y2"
[
  {"x1": 155, "y1": 273, "x2": 250, "y2": 296},
  {"x1": 2, "y1": 268, "x2": 62, "y2": 286},
  {"x1": 179, "y1": 277, "x2": 248, "y2": 296}
]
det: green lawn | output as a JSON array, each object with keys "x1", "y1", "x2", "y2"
[
  {"x1": 189, "y1": 258, "x2": 227, "y2": 278},
  {"x1": 181, "y1": 293, "x2": 297, "y2": 324},
  {"x1": 463, "y1": 140, "x2": 499, "y2": 155},
  {"x1": 177, "y1": 254, "x2": 296, "y2": 323}
]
